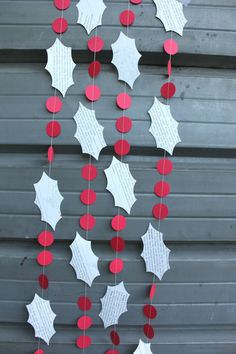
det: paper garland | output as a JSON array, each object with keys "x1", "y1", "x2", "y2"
[
  {"x1": 76, "y1": 0, "x2": 107, "y2": 34},
  {"x1": 133, "y1": 340, "x2": 154, "y2": 354},
  {"x1": 70, "y1": 232, "x2": 100, "y2": 286}
]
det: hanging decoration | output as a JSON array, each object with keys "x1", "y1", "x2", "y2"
[
  {"x1": 133, "y1": 340, "x2": 154, "y2": 354},
  {"x1": 76, "y1": 0, "x2": 107, "y2": 34}
]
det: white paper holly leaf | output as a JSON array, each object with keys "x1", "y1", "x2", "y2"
[
  {"x1": 99, "y1": 282, "x2": 130, "y2": 328},
  {"x1": 26, "y1": 294, "x2": 56, "y2": 345},
  {"x1": 141, "y1": 223, "x2": 170, "y2": 280},
  {"x1": 69, "y1": 232, "x2": 100, "y2": 287},
  {"x1": 104, "y1": 156, "x2": 137, "y2": 214},
  {"x1": 76, "y1": 0, "x2": 107, "y2": 34},
  {"x1": 111, "y1": 32, "x2": 141, "y2": 89},
  {"x1": 45, "y1": 38, "x2": 76, "y2": 97},
  {"x1": 133, "y1": 340, "x2": 154, "y2": 354},
  {"x1": 148, "y1": 97, "x2": 181, "y2": 155},
  {"x1": 73, "y1": 102, "x2": 107, "y2": 160},
  {"x1": 34, "y1": 172, "x2": 63, "y2": 230},
  {"x1": 152, "y1": 0, "x2": 187, "y2": 36}
]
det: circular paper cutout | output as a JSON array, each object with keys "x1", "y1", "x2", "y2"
[
  {"x1": 88, "y1": 61, "x2": 101, "y2": 77},
  {"x1": 110, "y1": 236, "x2": 126, "y2": 252},
  {"x1": 114, "y1": 140, "x2": 130, "y2": 156},
  {"x1": 37, "y1": 250, "x2": 53, "y2": 266},
  {"x1": 116, "y1": 116, "x2": 132, "y2": 133},
  {"x1": 110, "y1": 330, "x2": 120, "y2": 346},
  {"x1": 38, "y1": 274, "x2": 49, "y2": 289},
  {"x1": 130, "y1": 0, "x2": 142, "y2": 3},
  {"x1": 88, "y1": 36, "x2": 104, "y2": 52},
  {"x1": 46, "y1": 96, "x2": 62, "y2": 113},
  {"x1": 82, "y1": 164, "x2": 98, "y2": 181},
  {"x1": 80, "y1": 189, "x2": 97, "y2": 205},
  {"x1": 120, "y1": 10, "x2": 135, "y2": 26},
  {"x1": 152, "y1": 203, "x2": 169, "y2": 220},
  {"x1": 47, "y1": 146, "x2": 55, "y2": 163},
  {"x1": 38, "y1": 231, "x2": 55, "y2": 247},
  {"x1": 85, "y1": 85, "x2": 101, "y2": 101},
  {"x1": 52, "y1": 18, "x2": 68, "y2": 34},
  {"x1": 109, "y1": 258, "x2": 124, "y2": 274},
  {"x1": 161, "y1": 82, "x2": 176, "y2": 99},
  {"x1": 46, "y1": 121, "x2": 61, "y2": 138},
  {"x1": 106, "y1": 350, "x2": 120, "y2": 354},
  {"x1": 80, "y1": 214, "x2": 96, "y2": 230},
  {"x1": 157, "y1": 159, "x2": 173, "y2": 175},
  {"x1": 149, "y1": 284, "x2": 157, "y2": 301},
  {"x1": 116, "y1": 93, "x2": 132, "y2": 110},
  {"x1": 164, "y1": 39, "x2": 179, "y2": 55},
  {"x1": 76, "y1": 335, "x2": 92, "y2": 349},
  {"x1": 77, "y1": 316, "x2": 93, "y2": 330},
  {"x1": 54, "y1": 0, "x2": 71, "y2": 10},
  {"x1": 154, "y1": 181, "x2": 170, "y2": 198},
  {"x1": 143, "y1": 304, "x2": 157, "y2": 319},
  {"x1": 143, "y1": 323, "x2": 154, "y2": 339},
  {"x1": 34, "y1": 350, "x2": 44, "y2": 354},
  {"x1": 111, "y1": 215, "x2": 127, "y2": 231},
  {"x1": 78, "y1": 296, "x2": 92, "y2": 311}
]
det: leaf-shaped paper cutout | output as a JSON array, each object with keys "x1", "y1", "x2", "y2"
[
  {"x1": 141, "y1": 223, "x2": 170, "y2": 280},
  {"x1": 111, "y1": 32, "x2": 141, "y2": 89},
  {"x1": 148, "y1": 97, "x2": 181, "y2": 155},
  {"x1": 99, "y1": 282, "x2": 130, "y2": 328},
  {"x1": 45, "y1": 38, "x2": 76, "y2": 97},
  {"x1": 152, "y1": 0, "x2": 187, "y2": 36},
  {"x1": 133, "y1": 340, "x2": 154, "y2": 354},
  {"x1": 69, "y1": 232, "x2": 100, "y2": 286},
  {"x1": 26, "y1": 294, "x2": 56, "y2": 345},
  {"x1": 76, "y1": 0, "x2": 107, "y2": 34},
  {"x1": 34, "y1": 172, "x2": 64, "y2": 230},
  {"x1": 104, "y1": 156, "x2": 137, "y2": 214},
  {"x1": 73, "y1": 102, "x2": 107, "y2": 160}
]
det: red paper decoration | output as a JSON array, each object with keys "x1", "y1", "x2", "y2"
[
  {"x1": 110, "y1": 330, "x2": 120, "y2": 346},
  {"x1": 149, "y1": 284, "x2": 157, "y2": 301},
  {"x1": 157, "y1": 159, "x2": 173, "y2": 175},
  {"x1": 109, "y1": 258, "x2": 124, "y2": 274},
  {"x1": 76, "y1": 335, "x2": 92, "y2": 349},
  {"x1": 114, "y1": 139, "x2": 131, "y2": 156},
  {"x1": 167, "y1": 59, "x2": 172, "y2": 77},
  {"x1": 37, "y1": 250, "x2": 53, "y2": 266},
  {"x1": 161, "y1": 82, "x2": 176, "y2": 99},
  {"x1": 77, "y1": 316, "x2": 93, "y2": 330},
  {"x1": 54, "y1": 0, "x2": 71, "y2": 10},
  {"x1": 46, "y1": 96, "x2": 62, "y2": 113},
  {"x1": 78, "y1": 296, "x2": 92, "y2": 311},
  {"x1": 164, "y1": 39, "x2": 179, "y2": 55},
  {"x1": 143, "y1": 304, "x2": 157, "y2": 319},
  {"x1": 88, "y1": 36, "x2": 104, "y2": 52},
  {"x1": 46, "y1": 121, "x2": 61, "y2": 138},
  {"x1": 106, "y1": 350, "x2": 120, "y2": 354},
  {"x1": 88, "y1": 61, "x2": 101, "y2": 77},
  {"x1": 38, "y1": 231, "x2": 55, "y2": 247},
  {"x1": 85, "y1": 85, "x2": 101, "y2": 101},
  {"x1": 116, "y1": 116, "x2": 132, "y2": 133},
  {"x1": 116, "y1": 93, "x2": 132, "y2": 110},
  {"x1": 80, "y1": 214, "x2": 96, "y2": 230},
  {"x1": 80, "y1": 189, "x2": 97, "y2": 205},
  {"x1": 111, "y1": 215, "x2": 127, "y2": 231},
  {"x1": 34, "y1": 350, "x2": 44, "y2": 354},
  {"x1": 120, "y1": 10, "x2": 135, "y2": 26},
  {"x1": 130, "y1": 0, "x2": 142, "y2": 3},
  {"x1": 152, "y1": 203, "x2": 169, "y2": 220},
  {"x1": 143, "y1": 323, "x2": 155, "y2": 339},
  {"x1": 110, "y1": 236, "x2": 126, "y2": 252},
  {"x1": 82, "y1": 164, "x2": 98, "y2": 181},
  {"x1": 47, "y1": 146, "x2": 55, "y2": 163},
  {"x1": 52, "y1": 18, "x2": 68, "y2": 34},
  {"x1": 38, "y1": 274, "x2": 49, "y2": 289},
  {"x1": 154, "y1": 181, "x2": 171, "y2": 198}
]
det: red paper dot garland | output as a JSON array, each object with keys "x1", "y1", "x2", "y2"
[
  {"x1": 46, "y1": 96, "x2": 63, "y2": 113},
  {"x1": 46, "y1": 120, "x2": 61, "y2": 138},
  {"x1": 116, "y1": 116, "x2": 132, "y2": 133},
  {"x1": 37, "y1": 250, "x2": 53, "y2": 266},
  {"x1": 82, "y1": 164, "x2": 98, "y2": 181},
  {"x1": 54, "y1": 0, "x2": 71, "y2": 10},
  {"x1": 76, "y1": 335, "x2": 92, "y2": 349},
  {"x1": 38, "y1": 231, "x2": 55, "y2": 247},
  {"x1": 88, "y1": 60, "x2": 101, "y2": 78},
  {"x1": 88, "y1": 36, "x2": 104, "y2": 52},
  {"x1": 38, "y1": 274, "x2": 49, "y2": 290},
  {"x1": 77, "y1": 316, "x2": 93, "y2": 330},
  {"x1": 120, "y1": 10, "x2": 135, "y2": 26},
  {"x1": 110, "y1": 330, "x2": 120, "y2": 346},
  {"x1": 80, "y1": 189, "x2": 97, "y2": 205},
  {"x1": 114, "y1": 139, "x2": 131, "y2": 156},
  {"x1": 78, "y1": 296, "x2": 92, "y2": 311},
  {"x1": 52, "y1": 17, "x2": 68, "y2": 34},
  {"x1": 109, "y1": 258, "x2": 124, "y2": 274},
  {"x1": 143, "y1": 324, "x2": 155, "y2": 339}
]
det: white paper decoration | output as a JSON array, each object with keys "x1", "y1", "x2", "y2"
[
  {"x1": 26, "y1": 294, "x2": 56, "y2": 345},
  {"x1": 148, "y1": 97, "x2": 181, "y2": 155},
  {"x1": 45, "y1": 38, "x2": 76, "y2": 96},
  {"x1": 141, "y1": 223, "x2": 170, "y2": 280},
  {"x1": 76, "y1": 0, "x2": 107, "y2": 34},
  {"x1": 133, "y1": 340, "x2": 154, "y2": 354},
  {"x1": 99, "y1": 282, "x2": 130, "y2": 328},
  {"x1": 69, "y1": 232, "x2": 100, "y2": 287},
  {"x1": 73, "y1": 102, "x2": 107, "y2": 160},
  {"x1": 152, "y1": 0, "x2": 187, "y2": 36},
  {"x1": 34, "y1": 172, "x2": 63, "y2": 230},
  {"x1": 104, "y1": 156, "x2": 137, "y2": 214},
  {"x1": 111, "y1": 32, "x2": 141, "y2": 89}
]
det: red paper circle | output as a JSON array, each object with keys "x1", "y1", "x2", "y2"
[
  {"x1": 114, "y1": 140, "x2": 130, "y2": 156},
  {"x1": 54, "y1": 0, "x2": 71, "y2": 10},
  {"x1": 88, "y1": 36, "x2": 104, "y2": 52},
  {"x1": 88, "y1": 60, "x2": 101, "y2": 78},
  {"x1": 111, "y1": 215, "x2": 127, "y2": 231},
  {"x1": 78, "y1": 296, "x2": 92, "y2": 311},
  {"x1": 130, "y1": 0, "x2": 142, "y2": 3},
  {"x1": 120, "y1": 10, "x2": 135, "y2": 26},
  {"x1": 152, "y1": 203, "x2": 169, "y2": 220},
  {"x1": 76, "y1": 336, "x2": 92, "y2": 349},
  {"x1": 52, "y1": 18, "x2": 68, "y2": 34},
  {"x1": 143, "y1": 323, "x2": 155, "y2": 339},
  {"x1": 109, "y1": 258, "x2": 124, "y2": 274},
  {"x1": 143, "y1": 304, "x2": 157, "y2": 319},
  {"x1": 154, "y1": 181, "x2": 171, "y2": 198},
  {"x1": 80, "y1": 189, "x2": 97, "y2": 205},
  {"x1": 38, "y1": 231, "x2": 55, "y2": 247},
  {"x1": 106, "y1": 350, "x2": 120, "y2": 354},
  {"x1": 167, "y1": 59, "x2": 172, "y2": 77},
  {"x1": 116, "y1": 93, "x2": 132, "y2": 110},
  {"x1": 34, "y1": 350, "x2": 44, "y2": 354},
  {"x1": 46, "y1": 96, "x2": 62, "y2": 113},
  {"x1": 38, "y1": 274, "x2": 49, "y2": 289},
  {"x1": 82, "y1": 164, "x2": 98, "y2": 181},
  {"x1": 161, "y1": 82, "x2": 176, "y2": 99},
  {"x1": 116, "y1": 116, "x2": 132, "y2": 133},
  {"x1": 110, "y1": 236, "x2": 126, "y2": 252},
  {"x1": 37, "y1": 250, "x2": 53, "y2": 266},
  {"x1": 77, "y1": 316, "x2": 93, "y2": 330},
  {"x1": 48, "y1": 146, "x2": 55, "y2": 163},
  {"x1": 85, "y1": 85, "x2": 101, "y2": 101},
  {"x1": 110, "y1": 330, "x2": 120, "y2": 346},
  {"x1": 80, "y1": 214, "x2": 96, "y2": 230},
  {"x1": 46, "y1": 121, "x2": 61, "y2": 138},
  {"x1": 164, "y1": 39, "x2": 179, "y2": 55},
  {"x1": 149, "y1": 284, "x2": 157, "y2": 301},
  {"x1": 157, "y1": 159, "x2": 173, "y2": 175}
]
